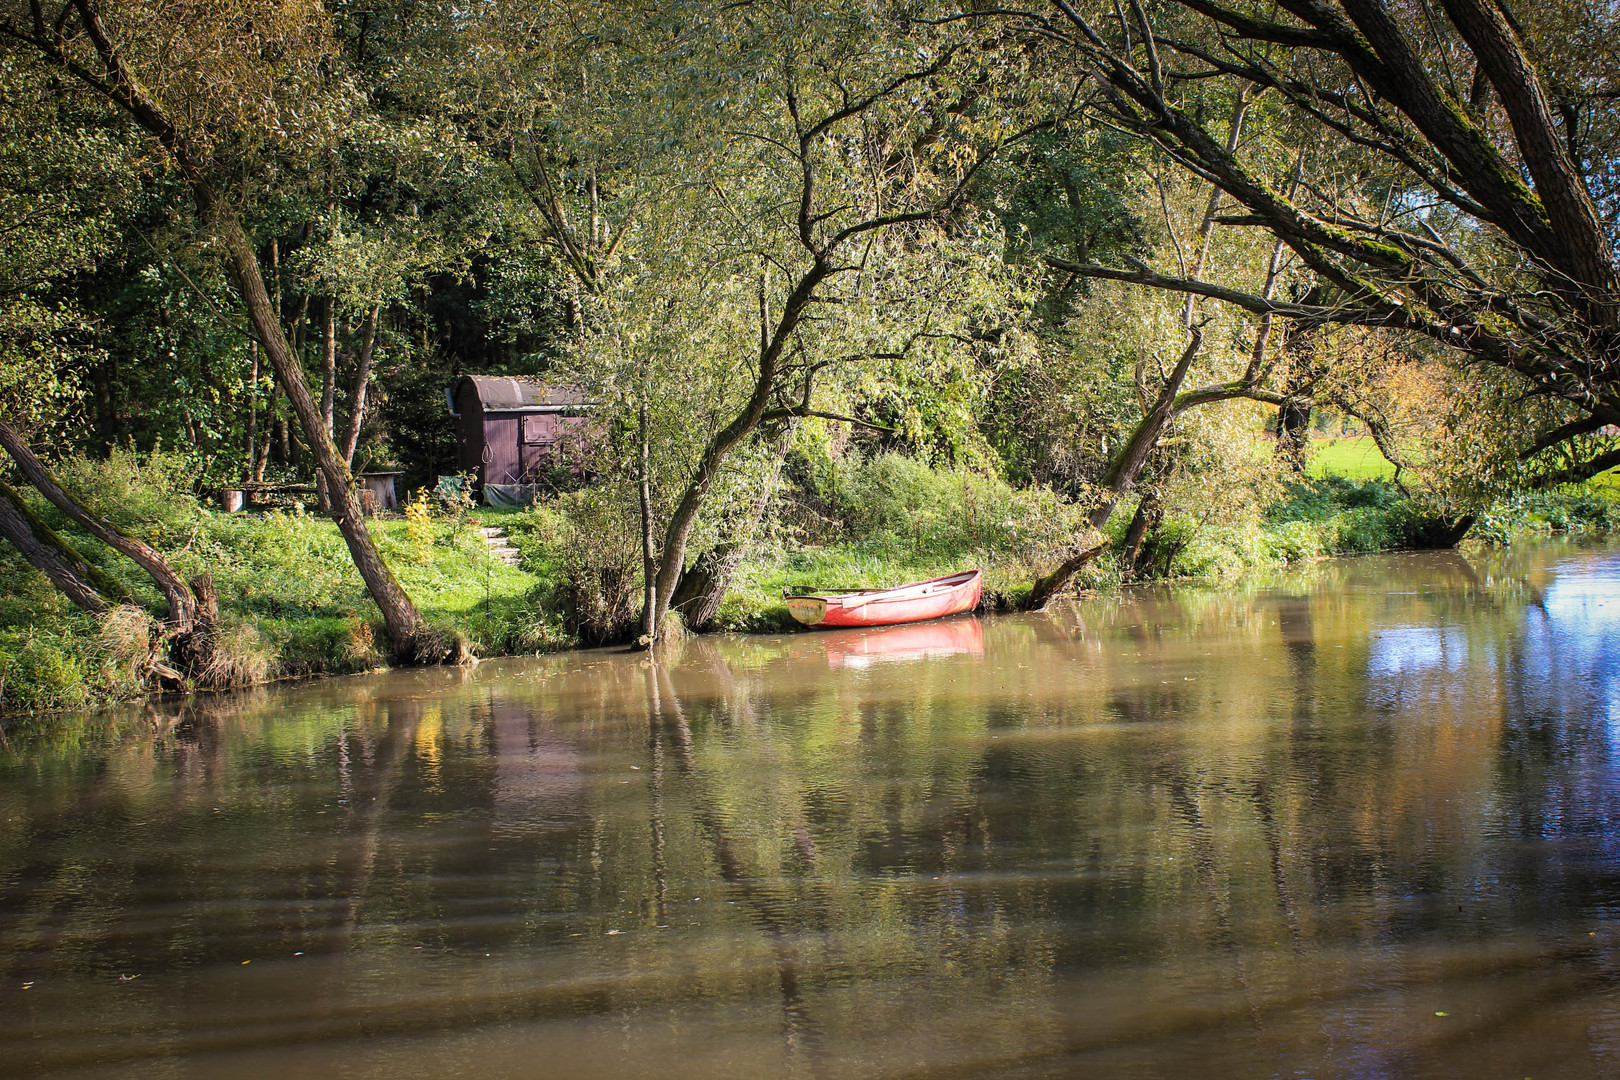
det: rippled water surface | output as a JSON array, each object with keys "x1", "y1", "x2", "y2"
[{"x1": 5, "y1": 542, "x2": 1620, "y2": 1078}]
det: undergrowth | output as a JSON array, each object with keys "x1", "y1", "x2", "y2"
[{"x1": 0, "y1": 451, "x2": 569, "y2": 714}]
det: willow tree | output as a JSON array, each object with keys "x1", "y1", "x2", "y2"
[
  {"x1": 466, "y1": 0, "x2": 1046, "y2": 641},
  {"x1": 995, "y1": 0, "x2": 1620, "y2": 488},
  {"x1": 0, "y1": 50, "x2": 231, "y2": 674},
  {"x1": 0, "y1": 0, "x2": 433, "y2": 660}
]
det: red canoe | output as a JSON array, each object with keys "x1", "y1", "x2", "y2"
[{"x1": 784, "y1": 570, "x2": 983, "y2": 628}]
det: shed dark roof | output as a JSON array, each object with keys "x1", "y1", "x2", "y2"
[{"x1": 455, "y1": 375, "x2": 587, "y2": 412}]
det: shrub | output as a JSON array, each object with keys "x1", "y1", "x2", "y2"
[
  {"x1": 401, "y1": 488, "x2": 437, "y2": 564},
  {"x1": 49, "y1": 448, "x2": 202, "y2": 543},
  {"x1": 1266, "y1": 475, "x2": 1402, "y2": 524},
  {"x1": 1265, "y1": 520, "x2": 1328, "y2": 563},
  {"x1": 536, "y1": 488, "x2": 641, "y2": 645},
  {"x1": 0, "y1": 634, "x2": 90, "y2": 712},
  {"x1": 828, "y1": 452, "x2": 1089, "y2": 563}
]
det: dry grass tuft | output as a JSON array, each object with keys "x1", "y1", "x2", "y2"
[
  {"x1": 98, "y1": 605, "x2": 158, "y2": 663},
  {"x1": 192, "y1": 623, "x2": 273, "y2": 689}
]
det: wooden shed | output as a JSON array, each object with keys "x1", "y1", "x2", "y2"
[{"x1": 448, "y1": 375, "x2": 590, "y2": 504}]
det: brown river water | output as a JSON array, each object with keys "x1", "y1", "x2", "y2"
[{"x1": 4, "y1": 541, "x2": 1620, "y2": 1079}]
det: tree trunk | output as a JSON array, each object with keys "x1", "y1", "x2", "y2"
[
  {"x1": 1275, "y1": 290, "x2": 1324, "y2": 472},
  {"x1": 664, "y1": 427, "x2": 792, "y2": 633},
  {"x1": 208, "y1": 202, "x2": 429, "y2": 661},
  {"x1": 1091, "y1": 327, "x2": 1205, "y2": 527},
  {"x1": 668, "y1": 543, "x2": 743, "y2": 632},
  {"x1": 1025, "y1": 542, "x2": 1109, "y2": 609},
  {"x1": 636, "y1": 396, "x2": 658, "y2": 647},
  {"x1": 316, "y1": 296, "x2": 337, "y2": 510},
  {"x1": 1434, "y1": 0, "x2": 1620, "y2": 311},
  {"x1": 0, "y1": 482, "x2": 110, "y2": 614},
  {"x1": 0, "y1": 480, "x2": 133, "y2": 606},
  {"x1": 1121, "y1": 490, "x2": 1159, "y2": 576},
  {"x1": 340, "y1": 304, "x2": 381, "y2": 466},
  {"x1": 1276, "y1": 400, "x2": 1312, "y2": 471},
  {"x1": 1024, "y1": 328, "x2": 1204, "y2": 608},
  {"x1": 245, "y1": 341, "x2": 259, "y2": 480}
]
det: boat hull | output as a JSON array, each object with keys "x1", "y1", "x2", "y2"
[{"x1": 786, "y1": 570, "x2": 983, "y2": 628}]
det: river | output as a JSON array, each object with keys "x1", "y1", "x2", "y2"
[{"x1": 3, "y1": 541, "x2": 1620, "y2": 1078}]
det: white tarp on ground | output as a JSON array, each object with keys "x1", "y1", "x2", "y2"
[{"x1": 483, "y1": 483, "x2": 541, "y2": 507}]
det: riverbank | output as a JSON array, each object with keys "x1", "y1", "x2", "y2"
[{"x1": 1, "y1": 452, "x2": 1615, "y2": 714}]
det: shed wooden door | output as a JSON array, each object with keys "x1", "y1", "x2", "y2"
[{"x1": 519, "y1": 414, "x2": 562, "y2": 481}]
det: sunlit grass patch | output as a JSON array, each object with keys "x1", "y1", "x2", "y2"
[{"x1": 1307, "y1": 436, "x2": 1397, "y2": 480}]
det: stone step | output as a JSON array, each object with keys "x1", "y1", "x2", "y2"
[{"x1": 478, "y1": 524, "x2": 523, "y2": 566}]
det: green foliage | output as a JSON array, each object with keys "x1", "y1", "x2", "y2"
[
  {"x1": 506, "y1": 488, "x2": 641, "y2": 645},
  {"x1": 827, "y1": 452, "x2": 1089, "y2": 565},
  {"x1": 1266, "y1": 476, "x2": 1404, "y2": 524},
  {"x1": 0, "y1": 607, "x2": 156, "y2": 714},
  {"x1": 48, "y1": 448, "x2": 203, "y2": 540},
  {"x1": 1263, "y1": 520, "x2": 1328, "y2": 564},
  {"x1": 0, "y1": 633, "x2": 91, "y2": 712},
  {"x1": 0, "y1": 454, "x2": 570, "y2": 712},
  {"x1": 1474, "y1": 486, "x2": 1620, "y2": 543}
]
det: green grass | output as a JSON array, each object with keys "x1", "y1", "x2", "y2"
[
  {"x1": 1307, "y1": 436, "x2": 1397, "y2": 480},
  {"x1": 0, "y1": 499, "x2": 570, "y2": 714}
]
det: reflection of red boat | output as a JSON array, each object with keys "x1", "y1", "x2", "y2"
[
  {"x1": 823, "y1": 618, "x2": 984, "y2": 668},
  {"x1": 784, "y1": 570, "x2": 983, "y2": 628}
]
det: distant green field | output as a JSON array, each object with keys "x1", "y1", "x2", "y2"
[
  {"x1": 1307, "y1": 436, "x2": 1397, "y2": 480},
  {"x1": 1590, "y1": 467, "x2": 1620, "y2": 490}
]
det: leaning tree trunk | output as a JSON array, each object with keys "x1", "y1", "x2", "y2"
[
  {"x1": 1120, "y1": 488, "x2": 1160, "y2": 578},
  {"x1": 0, "y1": 480, "x2": 133, "y2": 607},
  {"x1": 0, "y1": 418, "x2": 219, "y2": 673},
  {"x1": 209, "y1": 203, "x2": 429, "y2": 661},
  {"x1": 0, "y1": 483, "x2": 109, "y2": 614},
  {"x1": 1024, "y1": 328, "x2": 1205, "y2": 609},
  {"x1": 668, "y1": 543, "x2": 744, "y2": 632},
  {"x1": 665, "y1": 427, "x2": 794, "y2": 633}
]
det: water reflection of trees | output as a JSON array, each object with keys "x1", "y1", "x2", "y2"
[{"x1": 3, "y1": 545, "x2": 1620, "y2": 1075}]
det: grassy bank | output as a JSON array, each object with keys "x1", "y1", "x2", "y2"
[
  {"x1": 711, "y1": 469, "x2": 1620, "y2": 632},
  {"x1": 3, "y1": 451, "x2": 1616, "y2": 715},
  {"x1": 0, "y1": 454, "x2": 565, "y2": 713}
]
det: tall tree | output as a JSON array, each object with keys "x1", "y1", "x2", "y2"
[
  {"x1": 0, "y1": 0, "x2": 434, "y2": 659},
  {"x1": 997, "y1": 0, "x2": 1620, "y2": 484},
  {"x1": 474, "y1": 0, "x2": 1045, "y2": 640}
]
